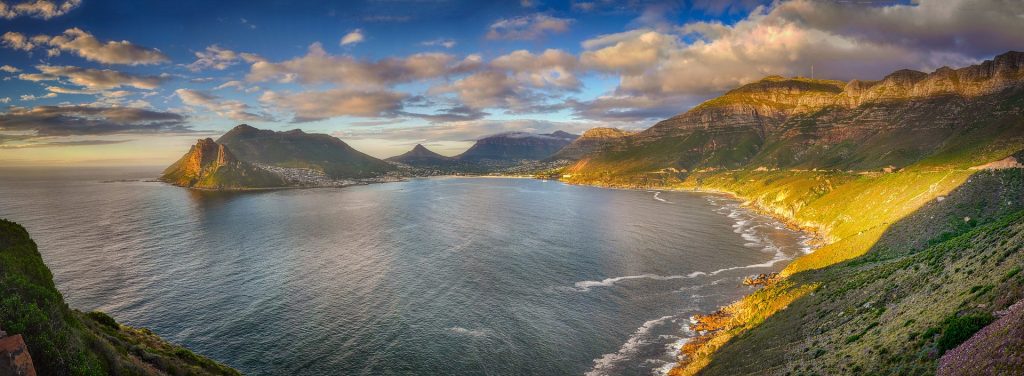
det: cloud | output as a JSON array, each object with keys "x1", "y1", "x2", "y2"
[
  {"x1": 1, "y1": 32, "x2": 36, "y2": 51},
  {"x1": 213, "y1": 80, "x2": 244, "y2": 90},
  {"x1": 421, "y1": 38, "x2": 456, "y2": 49},
  {"x1": 3, "y1": 28, "x2": 168, "y2": 65},
  {"x1": 19, "y1": 65, "x2": 169, "y2": 90},
  {"x1": 260, "y1": 89, "x2": 406, "y2": 122},
  {"x1": 491, "y1": 49, "x2": 580, "y2": 89},
  {"x1": 20, "y1": 93, "x2": 57, "y2": 101},
  {"x1": 0, "y1": 0, "x2": 81, "y2": 19},
  {"x1": 572, "y1": 0, "x2": 1024, "y2": 120},
  {"x1": 246, "y1": 42, "x2": 473, "y2": 87},
  {"x1": 486, "y1": 14, "x2": 573, "y2": 40},
  {"x1": 0, "y1": 97, "x2": 10, "y2": 103},
  {"x1": 340, "y1": 29, "x2": 365, "y2": 46},
  {"x1": 0, "y1": 139, "x2": 132, "y2": 149},
  {"x1": 0, "y1": 105, "x2": 188, "y2": 136},
  {"x1": 0, "y1": 65, "x2": 20, "y2": 73},
  {"x1": 580, "y1": 29, "x2": 675, "y2": 74},
  {"x1": 569, "y1": 94, "x2": 703, "y2": 122},
  {"x1": 175, "y1": 89, "x2": 270, "y2": 122},
  {"x1": 399, "y1": 105, "x2": 488, "y2": 123},
  {"x1": 187, "y1": 45, "x2": 240, "y2": 71}
]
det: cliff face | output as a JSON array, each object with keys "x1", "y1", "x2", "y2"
[
  {"x1": 573, "y1": 51, "x2": 1024, "y2": 176},
  {"x1": 216, "y1": 124, "x2": 394, "y2": 179},
  {"x1": 161, "y1": 138, "x2": 286, "y2": 189},
  {"x1": 548, "y1": 127, "x2": 634, "y2": 161}
]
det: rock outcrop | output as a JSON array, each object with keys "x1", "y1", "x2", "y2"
[
  {"x1": 0, "y1": 328, "x2": 35, "y2": 376},
  {"x1": 160, "y1": 138, "x2": 286, "y2": 189}
]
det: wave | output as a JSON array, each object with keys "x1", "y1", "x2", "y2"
[
  {"x1": 652, "y1": 191, "x2": 672, "y2": 203},
  {"x1": 575, "y1": 198, "x2": 804, "y2": 292},
  {"x1": 585, "y1": 315, "x2": 676, "y2": 376},
  {"x1": 574, "y1": 272, "x2": 706, "y2": 291}
]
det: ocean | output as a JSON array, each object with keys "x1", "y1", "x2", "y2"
[{"x1": 0, "y1": 167, "x2": 808, "y2": 375}]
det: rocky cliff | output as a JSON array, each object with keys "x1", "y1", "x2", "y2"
[{"x1": 161, "y1": 138, "x2": 286, "y2": 189}]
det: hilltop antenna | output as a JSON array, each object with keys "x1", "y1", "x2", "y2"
[{"x1": 811, "y1": 64, "x2": 814, "y2": 80}]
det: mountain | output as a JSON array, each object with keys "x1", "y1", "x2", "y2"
[
  {"x1": 547, "y1": 127, "x2": 634, "y2": 161},
  {"x1": 0, "y1": 218, "x2": 239, "y2": 375},
  {"x1": 216, "y1": 124, "x2": 394, "y2": 178},
  {"x1": 570, "y1": 51, "x2": 1024, "y2": 179},
  {"x1": 161, "y1": 138, "x2": 285, "y2": 189},
  {"x1": 385, "y1": 144, "x2": 456, "y2": 168},
  {"x1": 456, "y1": 131, "x2": 579, "y2": 162},
  {"x1": 560, "y1": 51, "x2": 1024, "y2": 375}
]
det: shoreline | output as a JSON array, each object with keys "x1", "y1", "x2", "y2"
[{"x1": 555, "y1": 178, "x2": 827, "y2": 374}]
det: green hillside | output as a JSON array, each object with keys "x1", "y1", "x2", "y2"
[
  {"x1": 0, "y1": 219, "x2": 239, "y2": 376},
  {"x1": 217, "y1": 124, "x2": 394, "y2": 179}
]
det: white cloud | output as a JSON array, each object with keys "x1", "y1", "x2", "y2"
[
  {"x1": 491, "y1": 49, "x2": 580, "y2": 89},
  {"x1": 340, "y1": 29, "x2": 365, "y2": 46},
  {"x1": 1, "y1": 32, "x2": 36, "y2": 51},
  {"x1": 175, "y1": 88, "x2": 270, "y2": 122},
  {"x1": 486, "y1": 14, "x2": 573, "y2": 40},
  {"x1": 20, "y1": 93, "x2": 58, "y2": 101},
  {"x1": 0, "y1": 97, "x2": 11, "y2": 103},
  {"x1": 0, "y1": 0, "x2": 81, "y2": 19},
  {"x1": 214, "y1": 80, "x2": 245, "y2": 90},
  {"x1": 3, "y1": 28, "x2": 169, "y2": 65},
  {"x1": 246, "y1": 42, "x2": 470, "y2": 87},
  {"x1": 0, "y1": 65, "x2": 20, "y2": 73},
  {"x1": 260, "y1": 89, "x2": 406, "y2": 122},
  {"x1": 571, "y1": 0, "x2": 1024, "y2": 120},
  {"x1": 19, "y1": 65, "x2": 169, "y2": 90},
  {"x1": 187, "y1": 45, "x2": 240, "y2": 71},
  {"x1": 421, "y1": 38, "x2": 456, "y2": 49}
]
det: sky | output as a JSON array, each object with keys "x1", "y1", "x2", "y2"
[{"x1": 1, "y1": 0, "x2": 1023, "y2": 166}]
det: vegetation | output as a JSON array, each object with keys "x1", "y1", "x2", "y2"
[{"x1": 0, "y1": 218, "x2": 239, "y2": 375}]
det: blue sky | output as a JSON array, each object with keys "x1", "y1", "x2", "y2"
[{"x1": 1, "y1": 0, "x2": 1022, "y2": 165}]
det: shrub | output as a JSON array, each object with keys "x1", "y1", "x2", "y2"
[
  {"x1": 937, "y1": 313, "x2": 995, "y2": 353},
  {"x1": 86, "y1": 311, "x2": 119, "y2": 330}
]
